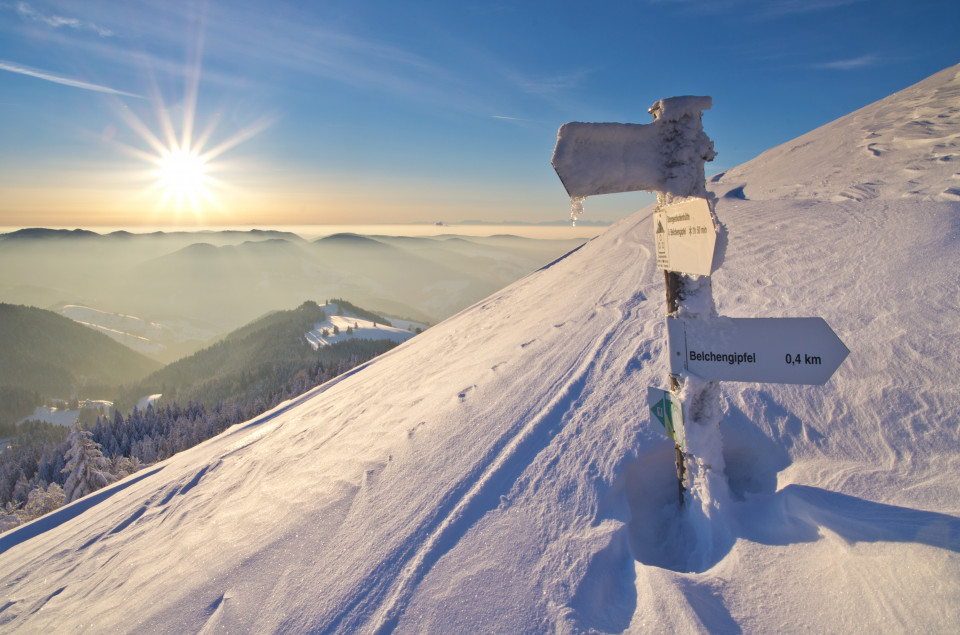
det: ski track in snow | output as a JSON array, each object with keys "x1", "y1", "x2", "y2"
[{"x1": 368, "y1": 287, "x2": 645, "y2": 633}]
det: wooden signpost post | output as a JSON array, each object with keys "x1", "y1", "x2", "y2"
[{"x1": 552, "y1": 96, "x2": 849, "y2": 506}]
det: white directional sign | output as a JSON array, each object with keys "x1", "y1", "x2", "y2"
[
  {"x1": 654, "y1": 198, "x2": 716, "y2": 276},
  {"x1": 667, "y1": 316, "x2": 849, "y2": 385},
  {"x1": 552, "y1": 121, "x2": 664, "y2": 199},
  {"x1": 648, "y1": 386, "x2": 685, "y2": 450},
  {"x1": 551, "y1": 96, "x2": 714, "y2": 200}
]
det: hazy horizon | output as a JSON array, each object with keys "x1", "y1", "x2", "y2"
[{"x1": 0, "y1": 222, "x2": 610, "y2": 241}]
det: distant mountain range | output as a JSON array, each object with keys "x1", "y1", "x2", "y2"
[{"x1": 0, "y1": 228, "x2": 587, "y2": 342}]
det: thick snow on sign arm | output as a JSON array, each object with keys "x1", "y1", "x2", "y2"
[
  {"x1": 551, "y1": 122, "x2": 664, "y2": 199},
  {"x1": 551, "y1": 96, "x2": 714, "y2": 201}
]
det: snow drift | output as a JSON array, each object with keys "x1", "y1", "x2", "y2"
[{"x1": 1, "y1": 64, "x2": 959, "y2": 633}]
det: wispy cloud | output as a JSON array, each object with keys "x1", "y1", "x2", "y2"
[
  {"x1": 14, "y1": 1, "x2": 113, "y2": 37},
  {"x1": 490, "y1": 115, "x2": 543, "y2": 125},
  {"x1": 0, "y1": 59, "x2": 141, "y2": 97},
  {"x1": 750, "y1": 0, "x2": 868, "y2": 18},
  {"x1": 515, "y1": 70, "x2": 592, "y2": 96},
  {"x1": 812, "y1": 54, "x2": 880, "y2": 70},
  {"x1": 646, "y1": 0, "x2": 869, "y2": 19}
]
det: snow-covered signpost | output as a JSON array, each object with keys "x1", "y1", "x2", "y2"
[
  {"x1": 553, "y1": 96, "x2": 718, "y2": 501},
  {"x1": 553, "y1": 96, "x2": 849, "y2": 532}
]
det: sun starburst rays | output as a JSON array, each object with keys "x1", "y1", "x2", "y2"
[
  {"x1": 106, "y1": 25, "x2": 272, "y2": 225},
  {"x1": 109, "y1": 84, "x2": 273, "y2": 224}
]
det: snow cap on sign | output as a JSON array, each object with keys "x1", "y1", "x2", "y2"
[{"x1": 648, "y1": 95, "x2": 713, "y2": 122}]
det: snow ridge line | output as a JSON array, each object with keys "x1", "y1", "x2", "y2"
[{"x1": 363, "y1": 307, "x2": 626, "y2": 634}]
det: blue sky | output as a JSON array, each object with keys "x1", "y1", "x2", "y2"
[{"x1": 1, "y1": 0, "x2": 958, "y2": 227}]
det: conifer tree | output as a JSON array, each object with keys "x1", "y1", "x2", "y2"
[
  {"x1": 25, "y1": 482, "x2": 65, "y2": 518},
  {"x1": 62, "y1": 422, "x2": 115, "y2": 503}
]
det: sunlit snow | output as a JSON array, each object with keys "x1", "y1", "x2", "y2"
[{"x1": 1, "y1": 64, "x2": 958, "y2": 633}]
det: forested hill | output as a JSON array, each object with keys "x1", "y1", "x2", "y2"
[
  {"x1": 0, "y1": 303, "x2": 161, "y2": 400},
  {"x1": 115, "y1": 301, "x2": 401, "y2": 411}
]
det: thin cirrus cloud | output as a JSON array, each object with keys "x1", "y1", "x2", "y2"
[
  {"x1": 14, "y1": 1, "x2": 114, "y2": 37},
  {"x1": 813, "y1": 54, "x2": 880, "y2": 70},
  {"x1": 0, "y1": 59, "x2": 142, "y2": 98},
  {"x1": 646, "y1": 0, "x2": 869, "y2": 19}
]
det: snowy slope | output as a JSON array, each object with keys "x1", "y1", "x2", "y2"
[
  {"x1": 1, "y1": 66, "x2": 959, "y2": 633},
  {"x1": 710, "y1": 63, "x2": 960, "y2": 202}
]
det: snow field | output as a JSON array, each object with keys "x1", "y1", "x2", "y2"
[
  {"x1": 303, "y1": 311, "x2": 416, "y2": 351},
  {"x1": 0, "y1": 63, "x2": 958, "y2": 633}
]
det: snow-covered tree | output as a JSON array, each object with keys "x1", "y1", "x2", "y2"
[
  {"x1": 62, "y1": 422, "x2": 115, "y2": 503},
  {"x1": 24, "y1": 482, "x2": 65, "y2": 518}
]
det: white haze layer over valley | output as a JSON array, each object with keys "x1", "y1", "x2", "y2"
[
  {"x1": 1, "y1": 65, "x2": 959, "y2": 632},
  {"x1": 0, "y1": 230, "x2": 587, "y2": 364}
]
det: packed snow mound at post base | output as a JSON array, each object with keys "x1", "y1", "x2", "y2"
[
  {"x1": 710, "y1": 63, "x2": 960, "y2": 203},
  {"x1": 2, "y1": 65, "x2": 960, "y2": 633}
]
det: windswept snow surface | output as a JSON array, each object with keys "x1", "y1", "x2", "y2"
[
  {"x1": 710, "y1": 64, "x2": 960, "y2": 203},
  {"x1": 2, "y1": 66, "x2": 960, "y2": 633}
]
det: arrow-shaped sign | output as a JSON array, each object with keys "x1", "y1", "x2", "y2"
[
  {"x1": 552, "y1": 122, "x2": 665, "y2": 199},
  {"x1": 667, "y1": 316, "x2": 849, "y2": 385},
  {"x1": 551, "y1": 96, "x2": 715, "y2": 200}
]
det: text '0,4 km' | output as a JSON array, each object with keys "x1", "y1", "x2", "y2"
[{"x1": 786, "y1": 353, "x2": 821, "y2": 365}]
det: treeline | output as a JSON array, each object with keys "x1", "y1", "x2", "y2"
[
  {"x1": 0, "y1": 303, "x2": 160, "y2": 399},
  {"x1": 1, "y1": 340, "x2": 396, "y2": 533},
  {"x1": 115, "y1": 302, "x2": 396, "y2": 411},
  {"x1": 0, "y1": 387, "x2": 44, "y2": 438}
]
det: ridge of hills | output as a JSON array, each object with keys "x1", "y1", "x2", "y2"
[
  {"x1": 0, "y1": 228, "x2": 587, "y2": 337},
  {"x1": 0, "y1": 303, "x2": 161, "y2": 401},
  {"x1": 1, "y1": 65, "x2": 959, "y2": 632},
  {"x1": 113, "y1": 301, "x2": 407, "y2": 412}
]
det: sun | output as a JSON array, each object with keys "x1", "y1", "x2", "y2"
[
  {"x1": 110, "y1": 43, "x2": 274, "y2": 223},
  {"x1": 157, "y1": 146, "x2": 210, "y2": 208}
]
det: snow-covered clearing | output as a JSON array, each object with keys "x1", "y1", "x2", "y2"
[
  {"x1": 303, "y1": 304, "x2": 418, "y2": 350},
  {"x1": 58, "y1": 305, "x2": 164, "y2": 355},
  {"x1": 16, "y1": 406, "x2": 81, "y2": 428},
  {"x1": 0, "y1": 64, "x2": 958, "y2": 633},
  {"x1": 16, "y1": 401, "x2": 112, "y2": 428},
  {"x1": 135, "y1": 394, "x2": 162, "y2": 411}
]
